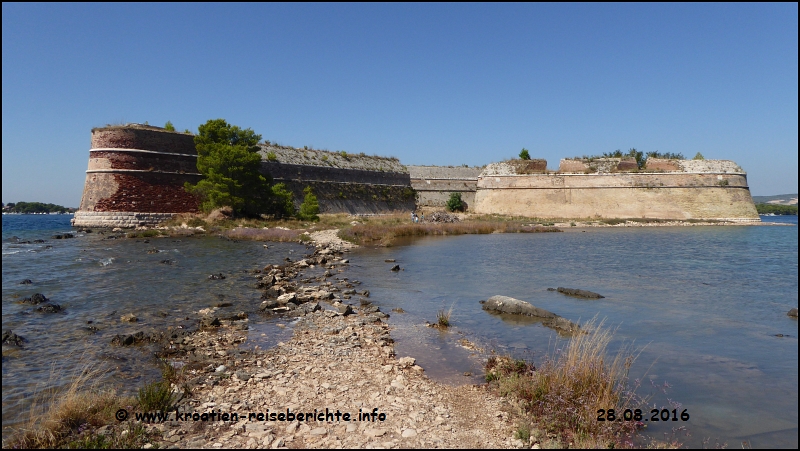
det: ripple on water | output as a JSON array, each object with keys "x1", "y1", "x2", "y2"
[{"x1": 2, "y1": 228, "x2": 308, "y2": 430}]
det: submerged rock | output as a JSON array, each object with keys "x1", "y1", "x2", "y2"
[
  {"x1": 2, "y1": 330, "x2": 26, "y2": 346},
  {"x1": 120, "y1": 313, "x2": 138, "y2": 323},
  {"x1": 36, "y1": 303, "x2": 63, "y2": 313},
  {"x1": 200, "y1": 316, "x2": 221, "y2": 328},
  {"x1": 482, "y1": 295, "x2": 580, "y2": 334},
  {"x1": 20, "y1": 293, "x2": 48, "y2": 305},
  {"x1": 556, "y1": 287, "x2": 605, "y2": 299}
]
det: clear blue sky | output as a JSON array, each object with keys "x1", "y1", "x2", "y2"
[{"x1": 2, "y1": 3, "x2": 797, "y2": 207}]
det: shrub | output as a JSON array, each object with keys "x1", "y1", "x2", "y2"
[
  {"x1": 446, "y1": 192, "x2": 465, "y2": 212},
  {"x1": 519, "y1": 148, "x2": 531, "y2": 160},
  {"x1": 646, "y1": 151, "x2": 684, "y2": 160},
  {"x1": 693, "y1": 152, "x2": 705, "y2": 160},
  {"x1": 437, "y1": 304, "x2": 454, "y2": 327},
  {"x1": 297, "y1": 186, "x2": 320, "y2": 221},
  {"x1": 266, "y1": 151, "x2": 278, "y2": 161},
  {"x1": 136, "y1": 380, "x2": 175, "y2": 414},
  {"x1": 164, "y1": 121, "x2": 175, "y2": 131},
  {"x1": 186, "y1": 217, "x2": 207, "y2": 228}
]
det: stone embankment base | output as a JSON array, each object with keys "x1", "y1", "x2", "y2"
[{"x1": 71, "y1": 211, "x2": 179, "y2": 228}]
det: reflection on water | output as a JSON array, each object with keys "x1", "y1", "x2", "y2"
[{"x1": 345, "y1": 219, "x2": 798, "y2": 448}]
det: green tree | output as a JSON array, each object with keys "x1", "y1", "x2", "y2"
[
  {"x1": 164, "y1": 121, "x2": 175, "y2": 131},
  {"x1": 519, "y1": 148, "x2": 531, "y2": 160},
  {"x1": 185, "y1": 119, "x2": 292, "y2": 217},
  {"x1": 446, "y1": 192, "x2": 465, "y2": 212},
  {"x1": 297, "y1": 186, "x2": 320, "y2": 221},
  {"x1": 270, "y1": 183, "x2": 295, "y2": 219},
  {"x1": 693, "y1": 152, "x2": 705, "y2": 160}
]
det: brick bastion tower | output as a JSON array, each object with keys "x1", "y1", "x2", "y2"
[{"x1": 72, "y1": 124, "x2": 201, "y2": 228}]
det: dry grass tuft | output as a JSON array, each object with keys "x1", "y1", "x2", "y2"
[
  {"x1": 486, "y1": 317, "x2": 657, "y2": 448},
  {"x1": 436, "y1": 303, "x2": 455, "y2": 328},
  {"x1": 224, "y1": 227, "x2": 302, "y2": 242},
  {"x1": 3, "y1": 363, "x2": 134, "y2": 449},
  {"x1": 339, "y1": 220, "x2": 560, "y2": 246}
]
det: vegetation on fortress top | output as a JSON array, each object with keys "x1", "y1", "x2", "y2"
[
  {"x1": 567, "y1": 148, "x2": 697, "y2": 169},
  {"x1": 3, "y1": 202, "x2": 75, "y2": 214},
  {"x1": 184, "y1": 119, "x2": 295, "y2": 219}
]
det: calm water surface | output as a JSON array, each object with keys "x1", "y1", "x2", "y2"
[
  {"x1": 3, "y1": 214, "x2": 797, "y2": 448},
  {"x1": 343, "y1": 217, "x2": 798, "y2": 448}
]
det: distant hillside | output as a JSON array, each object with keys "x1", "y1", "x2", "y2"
[{"x1": 752, "y1": 194, "x2": 798, "y2": 206}]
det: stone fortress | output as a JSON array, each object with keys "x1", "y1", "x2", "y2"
[{"x1": 72, "y1": 124, "x2": 759, "y2": 228}]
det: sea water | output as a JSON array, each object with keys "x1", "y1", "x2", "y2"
[
  {"x1": 343, "y1": 217, "x2": 798, "y2": 448},
  {"x1": 2, "y1": 214, "x2": 308, "y2": 431},
  {"x1": 3, "y1": 214, "x2": 797, "y2": 447}
]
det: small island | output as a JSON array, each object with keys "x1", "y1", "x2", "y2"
[{"x1": 2, "y1": 202, "x2": 76, "y2": 214}]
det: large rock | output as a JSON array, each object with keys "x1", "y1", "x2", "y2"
[
  {"x1": 482, "y1": 295, "x2": 580, "y2": 334},
  {"x1": 276, "y1": 293, "x2": 298, "y2": 305}
]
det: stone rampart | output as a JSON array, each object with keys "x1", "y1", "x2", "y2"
[
  {"x1": 75, "y1": 125, "x2": 758, "y2": 225},
  {"x1": 474, "y1": 160, "x2": 759, "y2": 221},
  {"x1": 259, "y1": 145, "x2": 406, "y2": 173},
  {"x1": 261, "y1": 162, "x2": 415, "y2": 214},
  {"x1": 557, "y1": 158, "x2": 639, "y2": 173},
  {"x1": 409, "y1": 166, "x2": 481, "y2": 210},
  {"x1": 74, "y1": 126, "x2": 416, "y2": 227},
  {"x1": 262, "y1": 162, "x2": 410, "y2": 186}
]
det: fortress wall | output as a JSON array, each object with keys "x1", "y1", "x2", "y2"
[
  {"x1": 87, "y1": 151, "x2": 199, "y2": 173},
  {"x1": 74, "y1": 126, "x2": 201, "y2": 227},
  {"x1": 261, "y1": 162, "x2": 415, "y2": 214},
  {"x1": 408, "y1": 166, "x2": 481, "y2": 210},
  {"x1": 262, "y1": 162, "x2": 410, "y2": 186},
  {"x1": 278, "y1": 180, "x2": 416, "y2": 215},
  {"x1": 90, "y1": 127, "x2": 196, "y2": 155},
  {"x1": 473, "y1": 171, "x2": 759, "y2": 221}
]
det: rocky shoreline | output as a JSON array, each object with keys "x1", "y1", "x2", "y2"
[{"x1": 132, "y1": 232, "x2": 525, "y2": 449}]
